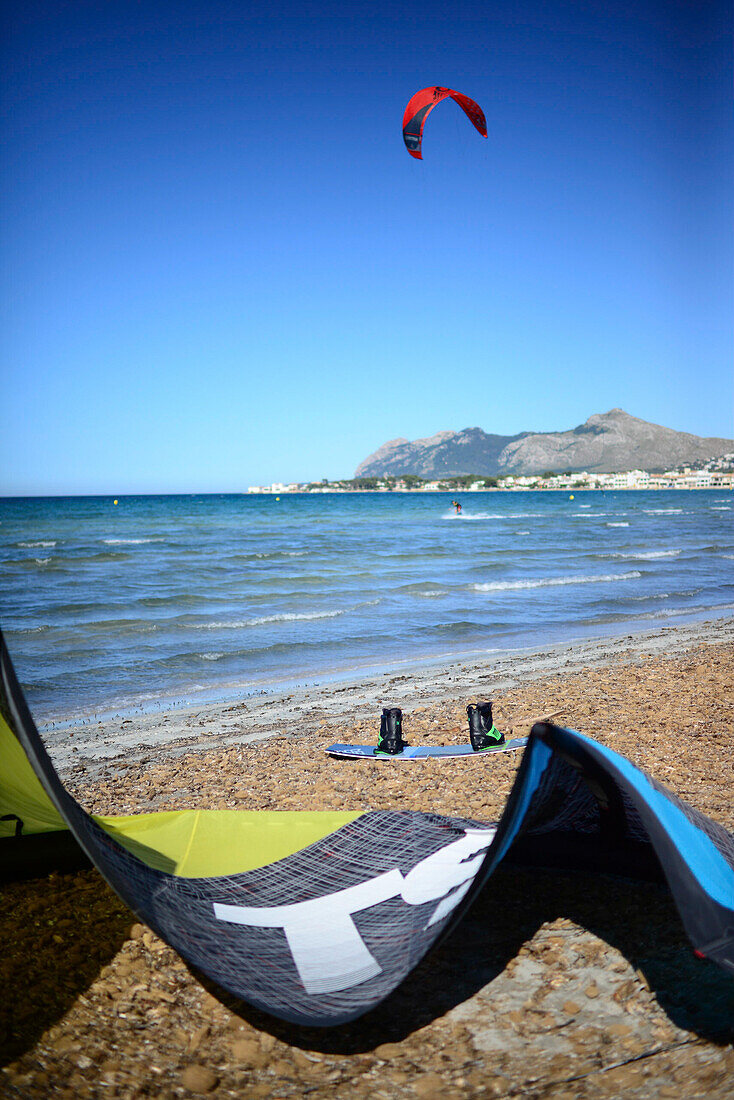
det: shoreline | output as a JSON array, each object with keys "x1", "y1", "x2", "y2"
[
  {"x1": 37, "y1": 603, "x2": 734, "y2": 734},
  {"x1": 51, "y1": 615, "x2": 734, "y2": 781}
]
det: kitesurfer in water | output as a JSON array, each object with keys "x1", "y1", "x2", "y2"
[{"x1": 452, "y1": 500, "x2": 462, "y2": 514}]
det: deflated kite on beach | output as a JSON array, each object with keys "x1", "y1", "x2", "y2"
[{"x1": 1, "y1": 627, "x2": 732, "y2": 1027}]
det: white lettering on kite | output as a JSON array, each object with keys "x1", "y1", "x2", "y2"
[{"x1": 213, "y1": 826, "x2": 495, "y2": 994}]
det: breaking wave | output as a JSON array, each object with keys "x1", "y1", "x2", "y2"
[
  {"x1": 602, "y1": 549, "x2": 680, "y2": 560},
  {"x1": 191, "y1": 601, "x2": 382, "y2": 630},
  {"x1": 442, "y1": 512, "x2": 542, "y2": 521},
  {"x1": 474, "y1": 571, "x2": 641, "y2": 592},
  {"x1": 102, "y1": 538, "x2": 165, "y2": 545}
]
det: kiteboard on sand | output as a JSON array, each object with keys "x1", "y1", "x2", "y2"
[{"x1": 326, "y1": 737, "x2": 528, "y2": 760}]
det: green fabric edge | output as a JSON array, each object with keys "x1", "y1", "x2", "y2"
[
  {"x1": 0, "y1": 712, "x2": 67, "y2": 836},
  {"x1": 2, "y1": 711, "x2": 361, "y2": 878},
  {"x1": 94, "y1": 809, "x2": 362, "y2": 878}
]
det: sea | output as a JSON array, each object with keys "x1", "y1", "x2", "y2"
[{"x1": 1, "y1": 491, "x2": 732, "y2": 727}]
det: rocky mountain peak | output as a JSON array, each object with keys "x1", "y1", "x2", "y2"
[{"x1": 354, "y1": 410, "x2": 733, "y2": 478}]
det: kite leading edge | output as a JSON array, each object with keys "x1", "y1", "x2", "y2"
[{"x1": 402, "y1": 85, "x2": 487, "y2": 159}]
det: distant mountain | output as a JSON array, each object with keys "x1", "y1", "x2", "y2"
[{"x1": 354, "y1": 410, "x2": 734, "y2": 478}]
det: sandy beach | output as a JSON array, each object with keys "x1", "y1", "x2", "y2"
[{"x1": 2, "y1": 617, "x2": 733, "y2": 1097}]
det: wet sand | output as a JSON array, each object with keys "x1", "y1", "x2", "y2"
[{"x1": 2, "y1": 618, "x2": 733, "y2": 1098}]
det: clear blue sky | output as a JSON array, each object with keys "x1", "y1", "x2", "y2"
[{"x1": 2, "y1": 0, "x2": 732, "y2": 494}]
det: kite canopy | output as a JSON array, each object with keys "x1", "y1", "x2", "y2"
[
  {"x1": 402, "y1": 86, "x2": 487, "y2": 159},
  {"x1": 1, "y1": 625, "x2": 734, "y2": 1027}
]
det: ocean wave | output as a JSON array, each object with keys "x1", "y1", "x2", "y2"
[
  {"x1": 711, "y1": 506, "x2": 731, "y2": 511},
  {"x1": 442, "y1": 512, "x2": 542, "y2": 521},
  {"x1": 7, "y1": 551, "x2": 130, "y2": 570},
  {"x1": 474, "y1": 571, "x2": 641, "y2": 592},
  {"x1": 623, "y1": 589, "x2": 698, "y2": 603},
  {"x1": 102, "y1": 537, "x2": 165, "y2": 545},
  {"x1": 139, "y1": 594, "x2": 222, "y2": 609},
  {"x1": 430, "y1": 620, "x2": 490, "y2": 636},
  {"x1": 231, "y1": 550, "x2": 311, "y2": 561},
  {"x1": 71, "y1": 551, "x2": 131, "y2": 564},
  {"x1": 246, "y1": 610, "x2": 348, "y2": 626},
  {"x1": 18, "y1": 540, "x2": 57, "y2": 548},
  {"x1": 80, "y1": 618, "x2": 159, "y2": 635},
  {"x1": 200, "y1": 652, "x2": 226, "y2": 661},
  {"x1": 634, "y1": 602, "x2": 734, "y2": 621},
  {"x1": 601, "y1": 549, "x2": 680, "y2": 560},
  {"x1": 398, "y1": 582, "x2": 452, "y2": 597},
  {"x1": 643, "y1": 508, "x2": 683, "y2": 515},
  {"x1": 590, "y1": 601, "x2": 734, "y2": 627},
  {"x1": 192, "y1": 601, "x2": 381, "y2": 629},
  {"x1": 696, "y1": 543, "x2": 734, "y2": 555},
  {"x1": 606, "y1": 522, "x2": 629, "y2": 527}
]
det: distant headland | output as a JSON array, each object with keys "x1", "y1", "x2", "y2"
[{"x1": 248, "y1": 409, "x2": 734, "y2": 494}]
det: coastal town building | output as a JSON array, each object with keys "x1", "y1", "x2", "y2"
[
  {"x1": 247, "y1": 460, "x2": 734, "y2": 495},
  {"x1": 247, "y1": 483, "x2": 302, "y2": 494}
]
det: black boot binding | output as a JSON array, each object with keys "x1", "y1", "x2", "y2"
[
  {"x1": 376, "y1": 707, "x2": 406, "y2": 755},
  {"x1": 467, "y1": 702, "x2": 505, "y2": 751}
]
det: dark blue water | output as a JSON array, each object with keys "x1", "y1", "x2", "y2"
[{"x1": 1, "y1": 491, "x2": 732, "y2": 722}]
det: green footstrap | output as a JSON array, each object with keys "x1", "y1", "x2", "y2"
[{"x1": 477, "y1": 725, "x2": 504, "y2": 749}]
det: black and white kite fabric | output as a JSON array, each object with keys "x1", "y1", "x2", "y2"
[{"x1": 1, "y1": 627, "x2": 732, "y2": 1027}]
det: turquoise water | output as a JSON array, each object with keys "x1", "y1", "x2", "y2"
[{"x1": 0, "y1": 491, "x2": 732, "y2": 723}]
